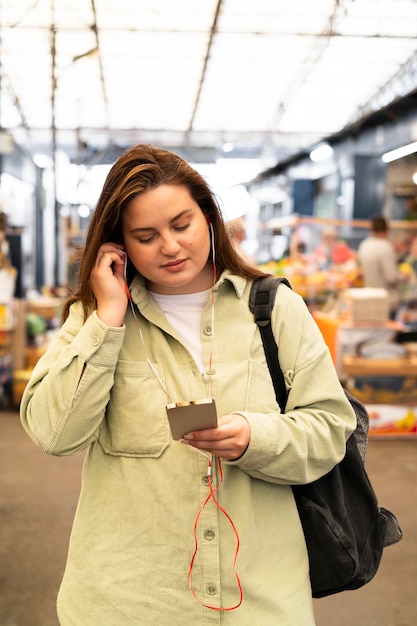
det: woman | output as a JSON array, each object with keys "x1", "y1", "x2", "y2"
[{"x1": 20, "y1": 144, "x2": 355, "y2": 625}]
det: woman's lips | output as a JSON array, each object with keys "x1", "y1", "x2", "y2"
[{"x1": 161, "y1": 259, "x2": 187, "y2": 272}]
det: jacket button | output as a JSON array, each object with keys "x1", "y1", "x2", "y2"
[
  {"x1": 92, "y1": 336, "x2": 100, "y2": 346},
  {"x1": 202, "y1": 475, "x2": 209, "y2": 486},
  {"x1": 204, "y1": 326, "x2": 212, "y2": 335},
  {"x1": 206, "y1": 584, "x2": 217, "y2": 595},
  {"x1": 204, "y1": 529, "x2": 215, "y2": 541}
]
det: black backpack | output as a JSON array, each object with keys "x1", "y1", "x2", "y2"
[{"x1": 249, "y1": 275, "x2": 403, "y2": 598}]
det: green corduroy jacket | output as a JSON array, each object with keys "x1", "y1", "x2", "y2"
[{"x1": 21, "y1": 271, "x2": 355, "y2": 626}]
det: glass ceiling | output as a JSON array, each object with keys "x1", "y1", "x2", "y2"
[{"x1": 0, "y1": 0, "x2": 417, "y2": 165}]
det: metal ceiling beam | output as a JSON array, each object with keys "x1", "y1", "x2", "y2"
[
  {"x1": 253, "y1": 89, "x2": 417, "y2": 182},
  {"x1": 89, "y1": 0, "x2": 109, "y2": 126},
  {"x1": 348, "y1": 49, "x2": 417, "y2": 126},
  {"x1": 3, "y1": 21, "x2": 414, "y2": 41},
  {"x1": 186, "y1": 0, "x2": 223, "y2": 139},
  {"x1": 2, "y1": 0, "x2": 416, "y2": 167},
  {"x1": 49, "y1": 0, "x2": 60, "y2": 286},
  {"x1": 272, "y1": 0, "x2": 349, "y2": 130}
]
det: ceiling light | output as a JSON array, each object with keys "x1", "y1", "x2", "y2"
[
  {"x1": 222, "y1": 142, "x2": 234, "y2": 153},
  {"x1": 382, "y1": 141, "x2": 417, "y2": 163},
  {"x1": 77, "y1": 204, "x2": 91, "y2": 219},
  {"x1": 309, "y1": 143, "x2": 333, "y2": 162},
  {"x1": 33, "y1": 153, "x2": 52, "y2": 168}
]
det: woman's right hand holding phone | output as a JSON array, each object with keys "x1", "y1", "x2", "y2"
[{"x1": 90, "y1": 243, "x2": 128, "y2": 327}]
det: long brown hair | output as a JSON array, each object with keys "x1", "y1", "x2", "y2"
[{"x1": 62, "y1": 144, "x2": 266, "y2": 322}]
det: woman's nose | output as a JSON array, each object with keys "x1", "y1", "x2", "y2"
[{"x1": 161, "y1": 233, "x2": 181, "y2": 256}]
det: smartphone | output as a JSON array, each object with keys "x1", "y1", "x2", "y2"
[{"x1": 166, "y1": 399, "x2": 218, "y2": 440}]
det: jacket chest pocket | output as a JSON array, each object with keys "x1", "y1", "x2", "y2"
[
  {"x1": 246, "y1": 359, "x2": 283, "y2": 412},
  {"x1": 99, "y1": 361, "x2": 170, "y2": 457}
]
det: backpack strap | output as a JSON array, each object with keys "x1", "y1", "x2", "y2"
[{"x1": 249, "y1": 276, "x2": 292, "y2": 410}]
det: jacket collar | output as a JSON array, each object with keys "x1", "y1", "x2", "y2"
[
  {"x1": 216, "y1": 271, "x2": 248, "y2": 298},
  {"x1": 128, "y1": 270, "x2": 248, "y2": 310}
]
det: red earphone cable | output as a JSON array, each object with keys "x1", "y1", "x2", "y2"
[{"x1": 188, "y1": 456, "x2": 243, "y2": 611}]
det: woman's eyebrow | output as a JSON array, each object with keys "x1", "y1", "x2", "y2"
[{"x1": 129, "y1": 209, "x2": 194, "y2": 233}]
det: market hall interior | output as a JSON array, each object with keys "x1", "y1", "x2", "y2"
[{"x1": 1, "y1": 2, "x2": 417, "y2": 624}]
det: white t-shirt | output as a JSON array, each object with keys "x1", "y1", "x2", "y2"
[{"x1": 150, "y1": 289, "x2": 211, "y2": 371}]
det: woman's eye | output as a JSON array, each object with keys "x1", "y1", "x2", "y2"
[
  {"x1": 173, "y1": 222, "x2": 190, "y2": 232},
  {"x1": 137, "y1": 222, "x2": 190, "y2": 243},
  {"x1": 139, "y1": 234, "x2": 156, "y2": 244}
]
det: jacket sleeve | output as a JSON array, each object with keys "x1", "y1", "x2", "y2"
[
  {"x1": 20, "y1": 303, "x2": 125, "y2": 455},
  {"x1": 228, "y1": 283, "x2": 357, "y2": 485}
]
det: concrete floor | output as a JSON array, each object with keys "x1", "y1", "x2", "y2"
[{"x1": 0, "y1": 409, "x2": 416, "y2": 626}]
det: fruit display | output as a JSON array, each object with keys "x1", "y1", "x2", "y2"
[
  {"x1": 367, "y1": 405, "x2": 417, "y2": 437},
  {"x1": 258, "y1": 256, "x2": 362, "y2": 302}
]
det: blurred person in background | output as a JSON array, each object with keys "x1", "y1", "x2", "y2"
[
  {"x1": 357, "y1": 214, "x2": 408, "y2": 318},
  {"x1": 225, "y1": 216, "x2": 254, "y2": 263},
  {"x1": 312, "y1": 226, "x2": 356, "y2": 273}
]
